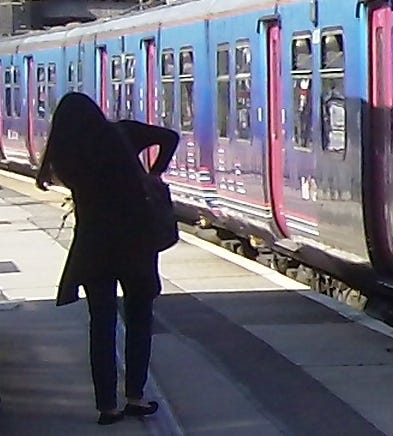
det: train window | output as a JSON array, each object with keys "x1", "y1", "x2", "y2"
[
  {"x1": 4, "y1": 68, "x2": 11, "y2": 117},
  {"x1": 236, "y1": 79, "x2": 251, "y2": 139},
  {"x1": 217, "y1": 82, "x2": 230, "y2": 138},
  {"x1": 217, "y1": 47, "x2": 229, "y2": 77},
  {"x1": 376, "y1": 28, "x2": 383, "y2": 104},
  {"x1": 48, "y1": 63, "x2": 56, "y2": 83},
  {"x1": 180, "y1": 50, "x2": 194, "y2": 76},
  {"x1": 111, "y1": 56, "x2": 122, "y2": 120},
  {"x1": 292, "y1": 35, "x2": 313, "y2": 149},
  {"x1": 5, "y1": 89, "x2": 11, "y2": 117},
  {"x1": 179, "y1": 48, "x2": 194, "y2": 132},
  {"x1": 112, "y1": 83, "x2": 122, "y2": 120},
  {"x1": 217, "y1": 45, "x2": 230, "y2": 138},
  {"x1": 217, "y1": 45, "x2": 230, "y2": 136},
  {"x1": 180, "y1": 82, "x2": 194, "y2": 131},
  {"x1": 235, "y1": 40, "x2": 251, "y2": 140},
  {"x1": 77, "y1": 60, "x2": 83, "y2": 92},
  {"x1": 13, "y1": 87, "x2": 21, "y2": 117},
  {"x1": 3, "y1": 65, "x2": 22, "y2": 119},
  {"x1": 236, "y1": 43, "x2": 251, "y2": 74},
  {"x1": 111, "y1": 56, "x2": 122, "y2": 80},
  {"x1": 5, "y1": 69, "x2": 11, "y2": 84},
  {"x1": 68, "y1": 62, "x2": 75, "y2": 92},
  {"x1": 37, "y1": 66, "x2": 45, "y2": 82},
  {"x1": 320, "y1": 31, "x2": 346, "y2": 153},
  {"x1": 125, "y1": 83, "x2": 134, "y2": 119},
  {"x1": 125, "y1": 55, "x2": 135, "y2": 119},
  {"x1": 125, "y1": 55, "x2": 136, "y2": 80},
  {"x1": 5, "y1": 88, "x2": 11, "y2": 117},
  {"x1": 125, "y1": 55, "x2": 136, "y2": 119},
  {"x1": 161, "y1": 50, "x2": 174, "y2": 128},
  {"x1": 292, "y1": 38, "x2": 312, "y2": 70},
  {"x1": 68, "y1": 62, "x2": 74, "y2": 82},
  {"x1": 13, "y1": 67, "x2": 20, "y2": 84},
  {"x1": 162, "y1": 51, "x2": 174, "y2": 77},
  {"x1": 13, "y1": 67, "x2": 21, "y2": 117},
  {"x1": 78, "y1": 44, "x2": 84, "y2": 92},
  {"x1": 37, "y1": 64, "x2": 46, "y2": 119},
  {"x1": 48, "y1": 64, "x2": 57, "y2": 115},
  {"x1": 321, "y1": 34, "x2": 345, "y2": 69},
  {"x1": 161, "y1": 82, "x2": 174, "y2": 128}
]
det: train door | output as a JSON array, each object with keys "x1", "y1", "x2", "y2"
[
  {"x1": 96, "y1": 46, "x2": 108, "y2": 117},
  {"x1": 267, "y1": 24, "x2": 289, "y2": 236},
  {"x1": 25, "y1": 56, "x2": 36, "y2": 164},
  {"x1": 0, "y1": 60, "x2": 4, "y2": 161},
  {"x1": 143, "y1": 39, "x2": 158, "y2": 168},
  {"x1": 368, "y1": 6, "x2": 393, "y2": 272}
]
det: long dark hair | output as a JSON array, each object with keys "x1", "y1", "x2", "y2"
[{"x1": 45, "y1": 92, "x2": 107, "y2": 187}]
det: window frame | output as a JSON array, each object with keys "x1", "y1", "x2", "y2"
[
  {"x1": 234, "y1": 39, "x2": 252, "y2": 141},
  {"x1": 4, "y1": 67, "x2": 12, "y2": 118},
  {"x1": 216, "y1": 43, "x2": 230, "y2": 139},
  {"x1": 124, "y1": 54, "x2": 136, "y2": 120},
  {"x1": 4, "y1": 65, "x2": 21, "y2": 118},
  {"x1": 110, "y1": 54, "x2": 123, "y2": 120},
  {"x1": 319, "y1": 27, "x2": 347, "y2": 155},
  {"x1": 67, "y1": 61, "x2": 76, "y2": 92},
  {"x1": 291, "y1": 32, "x2": 313, "y2": 151},
  {"x1": 179, "y1": 46, "x2": 194, "y2": 133},
  {"x1": 36, "y1": 64, "x2": 46, "y2": 119},
  {"x1": 47, "y1": 63, "x2": 57, "y2": 116},
  {"x1": 160, "y1": 49, "x2": 175, "y2": 129}
]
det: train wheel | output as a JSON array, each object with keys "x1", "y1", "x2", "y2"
[
  {"x1": 236, "y1": 239, "x2": 258, "y2": 260},
  {"x1": 271, "y1": 254, "x2": 288, "y2": 275}
]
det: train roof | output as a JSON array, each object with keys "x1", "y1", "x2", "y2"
[{"x1": 0, "y1": 0, "x2": 276, "y2": 52}]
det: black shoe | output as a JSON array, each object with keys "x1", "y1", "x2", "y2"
[
  {"x1": 98, "y1": 411, "x2": 124, "y2": 425},
  {"x1": 123, "y1": 401, "x2": 159, "y2": 416}
]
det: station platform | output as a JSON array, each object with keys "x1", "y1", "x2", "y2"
[{"x1": 1, "y1": 172, "x2": 393, "y2": 435}]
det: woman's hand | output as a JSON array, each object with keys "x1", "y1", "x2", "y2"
[{"x1": 35, "y1": 175, "x2": 51, "y2": 191}]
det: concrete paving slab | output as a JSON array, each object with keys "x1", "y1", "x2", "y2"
[
  {"x1": 3, "y1": 197, "x2": 44, "y2": 206},
  {"x1": 307, "y1": 366, "x2": 393, "y2": 436},
  {"x1": 155, "y1": 293, "x2": 384, "y2": 436},
  {"x1": 197, "y1": 291, "x2": 348, "y2": 325},
  {"x1": 0, "y1": 205, "x2": 32, "y2": 221},
  {"x1": 27, "y1": 218, "x2": 73, "y2": 231},
  {"x1": 3, "y1": 286, "x2": 57, "y2": 301},
  {"x1": 0, "y1": 189, "x2": 24, "y2": 198},
  {"x1": 356, "y1": 405, "x2": 393, "y2": 436},
  {"x1": 0, "y1": 182, "x2": 26, "y2": 194},
  {"x1": 0, "y1": 301, "x2": 149, "y2": 436},
  {"x1": 246, "y1": 323, "x2": 393, "y2": 366},
  {"x1": 160, "y1": 242, "x2": 222, "y2": 264},
  {"x1": 169, "y1": 275, "x2": 284, "y2": 292},
  {"x1": 308, "y1": 365, "x2": 393, "y2": 406},
  {"x1": 0, "y1": 223, "x2": 37, "y2": 233},
  {"x1": 160, "y1": 278, "x2": 185, "y2": 295},
  {"x1": 151, "y1": 333, "x2": 282, "y2": 436},
  {"x1": 160, "y1": 260, "x2": 255, "y2": 280}
]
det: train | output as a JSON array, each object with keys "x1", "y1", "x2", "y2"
[{"x1": 1, "y1": 0, "x2": 393, "y2": 318}]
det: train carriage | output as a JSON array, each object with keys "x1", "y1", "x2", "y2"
[
  {"x1": 208, "y1": 3, "x2": 273, "y2": 241},
  {"x1": 157, "y1": 10, "x2": 217, "y2": 223},
  {"x1": 2, "y1": 0, "x2": 393, "y2": 312},
  {"x1": 274, "y1": 0, "x2": 371, "y2": 283}
]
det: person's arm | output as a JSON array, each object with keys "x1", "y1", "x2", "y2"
[
  {"x1": 35, "y1": 146, "x2": 53, "y2": 191},
  {"x1": 117, "y1": 120, "x2": 179, "y2": 175}
]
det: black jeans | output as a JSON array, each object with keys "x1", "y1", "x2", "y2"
[{"x1": 84, "y1": 278, "x2": 154, "y2": 411}]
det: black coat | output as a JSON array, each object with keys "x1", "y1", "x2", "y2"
[{"x1": 38, "y1": 118, "x2": 179, "y2": 306}]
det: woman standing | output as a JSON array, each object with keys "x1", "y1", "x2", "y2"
[{"x1": 36, "y1": 92, "x2": 179, "y2": 425}]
